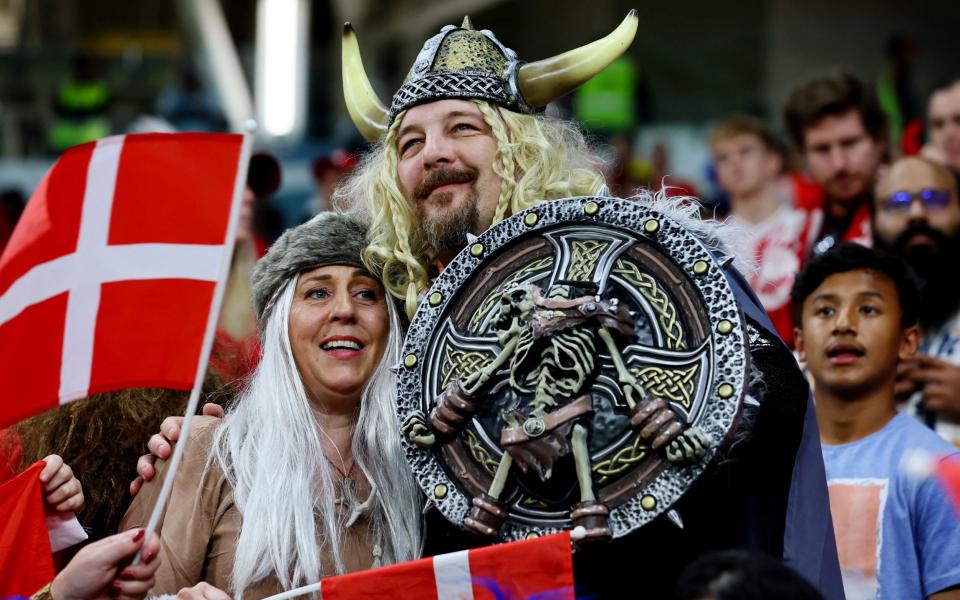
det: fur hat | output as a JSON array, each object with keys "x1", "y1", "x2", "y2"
[{"x1": 251, "y1": 212, "x2": 369, "y2": 323}]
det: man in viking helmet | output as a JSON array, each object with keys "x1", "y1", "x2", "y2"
[
  {"x1": 336, "y1": 13, "x2": 844, "y2": 599},
  {"x1": 335, "y1": 13, "x2": 635, "y2": 318}
]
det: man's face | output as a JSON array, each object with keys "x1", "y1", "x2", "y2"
[
  {"x1": 802, "y1": 109, "x2": 885, "y2": 203},
  {"x1": 795, "y1": 269, "x2": 917, "y2": 397},
  {"x1": 712, "y1": 134, "x2": 781, "y2": 200},
  {"x1": 395, "y1": 99, "x2": 502, "y2": 257},
  {"x1": 928, "y1": 82, "x2": 960, "y2": 173},
  {"x1": 872, "y1": 157, "x2": 960, "y2": 258}
]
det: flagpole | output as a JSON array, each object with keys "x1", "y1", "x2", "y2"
[
  {"x1": 133, "y1": 131, "x2": 254, "y2": 562},
  {"x1": 261, "y1": 582, "x2": 322, "y2": 600}
]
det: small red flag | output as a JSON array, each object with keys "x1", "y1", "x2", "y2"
[
  {"x1": 936, "y1": 454, "x2": 960, "y2": 514},
  {"x1": 0, "y1": 133, "x2": 246, "y2": 428},
  {"x1": 320, "y1": 531, "x2": 574, "y2": 599},
  {"x1": 0, "y1": 462, "x2": 54, "y2": 596}
]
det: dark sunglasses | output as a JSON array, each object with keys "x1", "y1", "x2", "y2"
[{"x1": 879, "y1": 188, "x2": 952, "y2": 212}]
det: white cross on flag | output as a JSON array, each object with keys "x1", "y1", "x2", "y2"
[{"x1": 0, "y1": 133, "x2": 248, "y2": 428}]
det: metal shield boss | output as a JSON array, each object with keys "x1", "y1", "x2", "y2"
[{"x1": 397, "y1": 197, "x2": 749, "y2": 541}]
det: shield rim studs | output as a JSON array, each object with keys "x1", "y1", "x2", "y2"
[
  {"x1": 643, "y1": 218, "x2": 660, "y2": 234},
  {"x1": 693, "y1": 260, "x2": 709, "y2": 276},
  {"x1": 524, "y1": 212, "x2": 540, "y2": 227},
  {"x1": 403, "y1": 354, "x2": 418, "y2": 368}
]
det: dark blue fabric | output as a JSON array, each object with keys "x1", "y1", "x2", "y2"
[{"x1": 721, "y1": 261, "x2": 845, "y2": 600}]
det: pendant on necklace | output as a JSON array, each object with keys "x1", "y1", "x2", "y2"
[{"x1": 337, "y1": 475, "x2": 358, "y2": 513}]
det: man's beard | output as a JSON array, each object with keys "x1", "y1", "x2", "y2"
[
  {"x1": 413, "y1": 166, "x2": 480, "y2": 255},
  {"x1": 873, "y1": 219, "x2": 960, "y2": 330}
]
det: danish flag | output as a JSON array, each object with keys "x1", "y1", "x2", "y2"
[
  {"x1": 319, "y1": 531, "x2": 574, "y2": 600},
  {"x1": 0, "y1": 133, "x2": 248, "y2": 428}
]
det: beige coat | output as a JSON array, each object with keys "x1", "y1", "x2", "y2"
[{"x1": 119, "y1": 416, "x2": 376, "y2": 599}]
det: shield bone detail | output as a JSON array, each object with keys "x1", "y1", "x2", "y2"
[{"x1": 397, "y1": 197, "x2": 749, "y2": 541}]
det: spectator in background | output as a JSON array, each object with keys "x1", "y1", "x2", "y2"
[
  {"x1": 785, "y1": 73, "x2": 886, "y2": 254},
  {"x1": 248, "y1": 151, "x2": 284, "y2": 249},
  {"x1": 156, "y1": 65, "x2": 227, "y2": 133},
  {"x1": 211, "y1": 151, "x2": 284, "y2": 384},
  {"x1": 876, "y1": 36, "x2": 922, "y2": 156},
  {"x1": 711, "y1": 116, "x2": 822, "y2": 346},
  {"x1": 50, "y1": 55, "x2": 111, "y2": 153},
  {"x1": 792, "y1": 243, "x2": 960, "y2": 600},
  {"x1": 311, "y1": 149, "x2": 357, "y2": 215},
  {"x1": 872, "y1": 156, "x2": 960, "y2": 446},
  {"x1": 926, "y1": 80, "x2": 960, "y2": 179}
]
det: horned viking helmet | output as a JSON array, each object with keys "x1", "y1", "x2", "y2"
[{"x1": 342, "y1": 11, "x2": 639, "y2": 141}]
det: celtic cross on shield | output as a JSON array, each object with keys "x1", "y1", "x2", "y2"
[{"x1": 396, "y1": 197, "x2": 749, "y2": 542}]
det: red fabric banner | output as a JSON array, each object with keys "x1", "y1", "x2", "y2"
[{"x1": 0, "y1": 462, "x2": 54, "y2": 596}]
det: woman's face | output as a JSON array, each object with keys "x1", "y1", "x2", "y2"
[{"x1": 288, "y1": 265, "x2": 389, "y2": 409}]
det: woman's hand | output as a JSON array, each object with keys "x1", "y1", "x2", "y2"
[
  {"x1": 49, "y1": 528, "x2": 160, "y2": 600},
  {"x1": 129, "y1": 403, "x2": 225, "y2": 496},
  {"x1": 40, "y1": 455, "x2": 84, "y2": 513}
]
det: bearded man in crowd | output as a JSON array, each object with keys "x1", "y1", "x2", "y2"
[{"x1": 872, "y1": 155, "x2": 960, "y2": 446}]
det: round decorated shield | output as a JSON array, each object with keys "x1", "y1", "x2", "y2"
[{"x1": 397, "y1": 196, "x2": 749, "y2": 541}]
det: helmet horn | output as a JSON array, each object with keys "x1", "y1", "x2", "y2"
[
  {"x1": 517, "y1": 10, "x2": 638, "y2": 108},
  {"x1": 342, "y1": 22, "x2": 389, "y2": 142}
]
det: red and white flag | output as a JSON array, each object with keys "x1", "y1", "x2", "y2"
[
  {"x1": 0, "y1": 133, "x2": 248, "y2": 428},
  {"x1": 319, "y1": 532, "x2": 574, "y2": 600}
]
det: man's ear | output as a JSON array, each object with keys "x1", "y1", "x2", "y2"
[
  {"x1": 794, "y1": 326, "x2": 806, "y2": 362},
  {"x1": 899, "y1": 325, "x2": 920, "y2": 361}
]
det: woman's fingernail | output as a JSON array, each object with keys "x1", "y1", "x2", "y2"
[
  {"x1": 142, "y1": 550, "x2": 156, "y2": 564},
  {"x1": 118, "y1": 570, "x2": 134, "y2": 580},
  {"x1": 133, "y1": 529, "x2": 144, "y2": 542}
]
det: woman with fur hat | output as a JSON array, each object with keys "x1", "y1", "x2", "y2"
[{"x1": 119, "y1": 213, "x2": 422, "y2": 598}]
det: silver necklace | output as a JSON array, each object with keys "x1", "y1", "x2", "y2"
[{"x1": 330, "y1": 458, "x2": 358, "y2": 514}]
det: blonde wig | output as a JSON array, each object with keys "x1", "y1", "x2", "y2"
[{"x1": 334, "y1": 100, "x2": 605, "y2": 319}]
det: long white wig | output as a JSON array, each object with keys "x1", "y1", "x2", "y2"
[{"x1": 211, "y1": 275, "x2": 423, "y2": 597}]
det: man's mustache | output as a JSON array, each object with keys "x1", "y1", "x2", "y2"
[
  {"x1": 414, "y1": 167, "x2": 478, "y2": 200},
  {"x1": 828, "y1": 170, "x2": 852, "y2": 184}
]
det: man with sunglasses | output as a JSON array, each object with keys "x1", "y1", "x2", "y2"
[{"x1": 873, "y1": 155, "x2": 960, "y2": 445}]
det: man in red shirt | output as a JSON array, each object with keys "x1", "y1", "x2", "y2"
[{"x1": 784, "y1": 73, "x2": 887, "y2": 254}]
